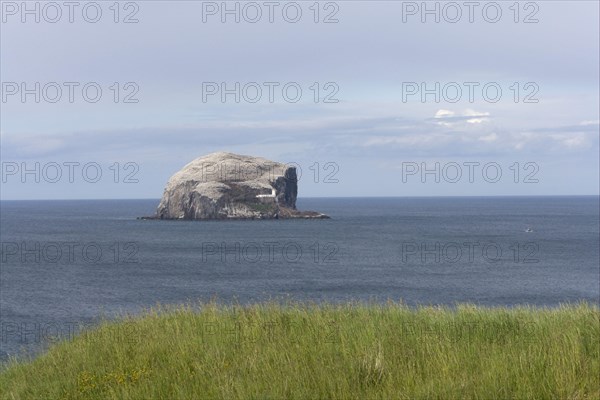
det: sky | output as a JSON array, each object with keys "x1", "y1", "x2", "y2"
[{"x1": 1, "y1": 0, "x2": 598, "y2": 200}]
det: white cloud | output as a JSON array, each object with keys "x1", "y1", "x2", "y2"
[
  {"x1": 432, "y1": 109, "x2": 491, "y2": 126},
  {"x1": 434, "y1": 109, "x2": 455, "y2": 118},
  {"x1": 551, "y1": 133, "x2": 589, "y2": 148}
]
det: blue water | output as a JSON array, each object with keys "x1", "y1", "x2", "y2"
[{"x1": 1, "y1": 197, "x2": 598, "y2": 361}]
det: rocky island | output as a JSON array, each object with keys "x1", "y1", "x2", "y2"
[{"x1": 143, "y1": 152, "x2": 329, "y2": 220}]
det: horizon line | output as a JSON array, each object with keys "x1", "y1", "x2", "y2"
[{"x1": 1, "y1": 194, "x2": 599, "y2": 201}]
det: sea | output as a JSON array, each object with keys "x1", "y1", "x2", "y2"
[{"x1": 1, "y1": 196, "x2": 598, "y2": 361}]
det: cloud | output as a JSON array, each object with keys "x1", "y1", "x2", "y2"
[
  {"x1": 1, "y1": 112, "x2": 597, "y2": 166},
  {"x1": 432, "y1": 109, "x2": 491, "y2": 126},
  {"x1": 434, "y1": 109, "x2": 455, "y2": 118}
]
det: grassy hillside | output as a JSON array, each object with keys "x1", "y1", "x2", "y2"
[{"x1": 1, "y1": 302, "x2": 598, "y2": 399}]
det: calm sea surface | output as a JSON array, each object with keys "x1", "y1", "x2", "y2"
[{"x1": 1, "y1": 197, "x2": 598, "y2": 360}]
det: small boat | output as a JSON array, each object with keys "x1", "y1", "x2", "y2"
[{"x1": 525, "y1": 227, "x2": 533, "y2": 232}]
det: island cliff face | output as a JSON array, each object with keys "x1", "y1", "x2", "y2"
[{"x1": 153, "y1": 152, "x2": 329, "y2": 220}]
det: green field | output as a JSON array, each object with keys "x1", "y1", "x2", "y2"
[{"x1": 1, "y1": 302, "x2": 598, "y2": 399}]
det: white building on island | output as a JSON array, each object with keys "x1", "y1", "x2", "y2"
[{"x1": 256, "y1": 187, "x2": 276, "y2": 198}]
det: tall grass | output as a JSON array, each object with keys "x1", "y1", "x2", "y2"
[{"x1": 1, "y1": 302, "x2": 598, "y2": 399}]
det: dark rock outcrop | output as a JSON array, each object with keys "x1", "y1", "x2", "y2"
[{"x1": 145, "y1": 152, "x2": 328, "y2": 220}]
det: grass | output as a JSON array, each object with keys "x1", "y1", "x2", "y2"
[
  {"x1": 1, "y1": 302, "x2": 598, "y2": 399},
  {"x1": 247, "y1": 202, "x2": 277, "y2": 213}
]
